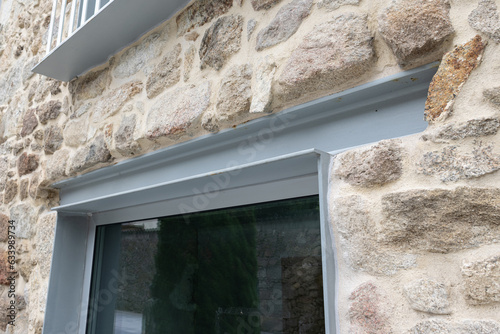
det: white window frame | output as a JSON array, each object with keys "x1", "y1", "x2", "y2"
[{"x1": 43, "y1": 63, "x2": 437, "y2": 334}]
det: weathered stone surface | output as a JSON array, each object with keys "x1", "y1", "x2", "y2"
[
  {"x1": 462, "y1": 255, "x2": 500, "y2": 305},
  {"x1": 184, "y1": 31, "x2": 199, "y2": 41},
  {"x1": 115, "y1": 114, "x2": 141, "y2": 157},
  {"x1": 36, "y1": 101, "x2": 61, "y2": 125},
  {"x1": 0, "y1": 214, "x2": 9, "y2": 242},
  {"x1": 21, "y1": 109, "x2": 38, "y2": 137},
  {"x1": 46, "y1": 149, "x2": 69, "y2": 181},
  {"x1": 404, "y1": 279, "x2": 451, "y2": 314},
  {"x1": 0, "y1": 157, "x2": 7, "y2": 192},
  {"x1": 199, "y1": 15, "x2": 243, "y2": 70},
  {"x1": 424, "y1": 36, "x2": 485, "y2": 121},
  {"x1": 379, "y1": 0, "x2": 454, "y2": 67},
  {"x1": 18, "y1": 152, "x2": 39, "y2": 176},
  {"x1": 250, "y1": 56, "x2": 276, "y2": 113},
  {"x1": 349, "y1": 282, "x2": 392, "y2": 334},
  {"x1": 417, "y1": 144, "x2": 500, "y2": 182},
  {"x1": 381, "y1": 187, "x2": 500, "y2": 253},
  {"x1": 332, "y1": 195, "x2": 417, "y2": 276},
  {"x1": 317, "y1": 0, "x2": 359, "y2": 11},
  {"x1": 20, "y1": 178, "x2": 28, "y2": 200},
  {"x1": 69, "y1": 68, "x2": 111, "y2": 103},
  {"x1": 184, "y1": 45, "x2": 196, "y2": 82},
  {"x1": 334, "y1": 140, "x2": 402, "y2": 187},
  {"x1": 69, "y1": 135, "x2": 112, "y2": 175},
  {"x1": 43, "y1": 125, "x2": 63, "y2": 154},
  {"x1": 146, "y1": 82, "x2": 211, "y2": 139},
  {"x1": 34, "y1": 212, "x2": 56, "y2": 279},
  {"x1": 278, "y1": 13, "x2": 374, "y2": 100},
  {"x1": 408, "y1": 319, "x2": 500, "y2": 333},
  {"x1": 64, "y1": 116, "x2": 89, "y2": 147},
  {"x1": 421, "y1": 118, "x2": 500, "y2": 142},
  {"x1": 251, "y1": 0, "x2": 282, "y2": 11},
  {"x1": 484, "y1": 87, "x2": 500, "y2": 107},
  {"x1": 114, "y1": 33, "x2": 163, "y2": 78},
  {"x1": 71, "y1": 102, "x2": 92, "y2": 119},
  {"x1": 4, "y1": 179, "x2": 18, "y2": 204},
  {"x1": 0, "y1": 63, "x2": 22, "y2": 105},
  {"x1": 216, "y1": 64, "x2": 253, "y2": 120},
  {"x1": 146, "y1": 44, "x2": 182, "y2": 99},
  {"x1": 0, "y1": 252, "x2": 8, "y2": 285},
  {"x1": 256, "y1": 0, "x2": 312, "y2": 51},
  {"x1": 247, "y1": 19, "x2": 257, "y2": 41},
  {"x1": 469, "y1": 0, "x2": 500, "y2": 44},
  {"x1": 176, "y1": 0, "x2": 233, "y2": 36},
  {"x1": 92, "y1": 81, "x2": 143, "y2": 124},
  {"x1": 10, "y1": 203, "x2": 36, "y2": 239}
]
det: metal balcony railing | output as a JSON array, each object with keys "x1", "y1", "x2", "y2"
[
  {"x1": 33, "y1": 0, "x2": 191, "y2": 82},
  {"x1": 46, "y1": 0, "x2": 111, "y2": 55}
]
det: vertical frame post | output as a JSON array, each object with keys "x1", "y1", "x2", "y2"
[
  {"x1": 68, "y1": 0, "x2": 78, "y2": 35},
  {"x1": 46, "y1": 0, "x2": 59, "y2": 54},
  {"x1": 57, "y1": 0, "x2": 67, "y2": 45}
]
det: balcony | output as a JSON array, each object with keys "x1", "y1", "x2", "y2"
[{"x1": 32, "y1": 0, "x2": 191, "y2": 82}]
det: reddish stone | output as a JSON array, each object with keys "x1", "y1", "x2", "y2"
[
  {"x1": 37, "y1": 100, "x2": 62, "y2": 125},
  {"x1": 349, "y1": 282, "x2": 391, "y2": 333},
  {"x1": 425, "y1": 36, "x2": 486, "y2": 121},
  {"x1": 18, "y1": 152, "x2": 40, "y2": 176},
  {"x1": 20, "y1": 109, "x2": 38, "y2": 137}
]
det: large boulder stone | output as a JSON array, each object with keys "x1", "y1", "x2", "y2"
[
  {"x1": 176, "y1": 0, "x2": 233, "y2": 36},
  {"x1": 251, "y1": 0, "x2": 282, "y2": 11},
  {"x1": 91, "y1": 81, "x2": 143, "y2": 124},
  {"x1": 332, "y1": 195, "x2": 417, "y2": 276},
  {"x1": 462, "y1": 255, "x2": 500, "y2": 305},
  {"x1": 9, "y1": 203, "x2": 37, "y2": 239},
  {"x1": 380, "y1": 187, "x2": 500, "y2": 253},
  {"x1": 199, "y1": 15, "x2": 243, "y2": 70},
  {"x1": 403, "y1": 279, "x2": 451, "y2": 314},
  {"x1": 146, "y1": 82, "x2": 211, "y2": 139},
  {"x1": 333, "y1": 140, "x2": 402, "y2": 187},
  {"x1": 64, "y1": 116, "x2": 89, "y2": 147},
  {"x1": 18, "y1": 152, "x2": 39, "y2": 176},
  {"x1": 69, "y1": 68, "x2": 111, "y2": 104},
  {"x1": 349, "y1": 282, "x2": 392, "y2": 334},
  {"x1": 46, "y1": 149, "x2": 68, "y2": 182},
  {"x1": 278, "y1": 13, "x2": 374, "y2": 101},
  {"x1": 255, "y1": 0, "x2": 313, "y2": 51},
  {"x1": 378, "y1": 0, "x2": 454, "y2": 67},
  {"x1": 69, "y1": 135, "x2": 112, "y2": 175},
  {"x1": 421, "y1": 118, "x2": 500, "y2": 142},
  {"x1": 114, "y1": 33, "x2": 163, "y2": 78},
  {"x1": 146, "y1": 44, "x2": 182, "y2": 99},
  {"x1": 417, "y1": 143, "x2": 500, "y2": 182},
  {"x1": 43, "y1": 125, "x2": 63, "y2": 154},
  {"x1": 20, "y1": 109, "x2": 38, "y2": 137},
  {"x1": 408, "y1": 319, "x2": 500, "y2": 333},
  {"x1": 424, "y1": 36, "x2": 485, "y2": 121},
  {"x1": 216, "y1": 64, "x2": 252, "y2": 121},
  {"x1": 250, "y1": 56, "x2": 276, "y2": 114},
  {"x1": 469, "y1": 0, "x2": 500, "y2": 44},
  {"x1": 317, "y1": 0, "x2": 359, "y2": 11},
  {"x1": 36, "y1": 101, "x2": 61, "y2": 125}
]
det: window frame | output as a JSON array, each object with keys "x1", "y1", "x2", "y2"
[{"x1": 43, "y1": 63, "x2": 438, "y2": 334}]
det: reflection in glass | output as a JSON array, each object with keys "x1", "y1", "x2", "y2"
[{"x1": 87, "y1": 196, "x2": 324, "y2": 334}]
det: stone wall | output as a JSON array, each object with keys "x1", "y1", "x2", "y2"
[{"x1": 0, "y1": 0, "x2": 498, "y2": 332}]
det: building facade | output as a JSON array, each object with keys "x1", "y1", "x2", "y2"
[{"x1": 0, "y1": 0, "x2": 500, "y2": 332}]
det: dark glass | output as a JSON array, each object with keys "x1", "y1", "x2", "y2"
[{"x1": 87, "y1": 196, "x2": 324, "y2": 334}]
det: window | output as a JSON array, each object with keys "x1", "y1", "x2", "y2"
[
  {"x1": 43, "y1": 64, "x2": 435, "y2": 334},
  {"x1": 87, "y1": 196, "x2": 323, "y2": 334}
]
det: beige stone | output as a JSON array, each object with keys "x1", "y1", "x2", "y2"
[
  {"x1": 381, "y1": 187, "x2": 500, "y2": 253},
  {"x1": 34, "y1": 212, "x2": 56, "y2": 279},
  {"x1": 462, "y1": 255, "x2": 500, "y2": 305},
  {"x1": 403, "y1": 279, "x2": 451, "y2": 314},
  {"x1": 146, "y1": 82, "x2": 211, "y2": 139},
  {"x1": 469, "y1": 0, "x2": 500, "y2": 44},
  {"x1": 115, "y1": 114, "x2": 141, "y2": 157},
  {"x1": 250, "y1": 56, "x2": 276, "y2": 114},
  {"x1": 421, "y1": 118, "x2": 500, "y2": 142},
  {"x1": 408, "y1": 319, "x2": 500, "y2": 333},
  {"x1": 146, "y1": 44, "x2": 182, "y2": 99},
  {"x1": 216, "y1": 64, "x2": 252, "y2": 121},
  {"x1": 69, "y1": 68, "x2": 111, "y2": 104},
  {"x1": 199, "y1": 15, "x2": 243, "y2": 70},
  {"x1": 176, "y1": 0, "x2": 233, "y2": 36},
  {"x1": 9, "y1": 203, "x2": 36, "y2": 239},
  {"x1": 114, "y1": 33, "x2": 163, "y2": 78},
  {"x1": 334, "y1": 140, "x2": 402, "y2": 187},
  {"x1": 68, "y1": 135, "x2": 112, "y2": 175},
  {"x1": 278, "y1": 13, "x2": 374, "y2": 101},
  {"x1": 184, "y1": 45, "x2": 196, "y2": 82},
  {"x1": 379, "y1": 0, "x2": 454, "y2": 67},
  {"x1": 417, "y1": 143, "x2": 500, "y2": 182},
  {"x1": 64, "y1": 116, "x2": 89, "y2": 148},
  {"x1": 425, "y1": 36, "x2": 486, "y2": 121},
  {"x1": 317, "y1": 0, "x2": 359, "y2": 11},
  {"x1": 0, "y1": 213, "x2": 9, "y2": 242},
  {"x1": 46, "y1": 149, "x2": 69, "y2": 182},
  {"x1": 91, "y1": 81, "x2": 143, "y2": 124}
]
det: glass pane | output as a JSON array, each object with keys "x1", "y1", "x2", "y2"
[{"x1": 87, "y1": 196, "x2": 324, "y2": 334}]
